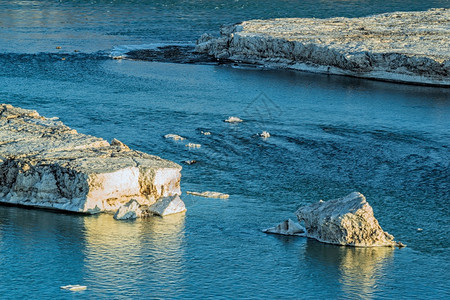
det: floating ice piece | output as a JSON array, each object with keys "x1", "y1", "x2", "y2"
[
  {"x1": 185, "y1": 143, "x2": 201, "y2": 148},
  {"x1": 224, "y1": 116, "x2": 243, "y2": 123},
  {"x1": 201, "y1": 131, "x2": 211, "y2": 135},
  {"x1": 61, "y1": 285, "x2": 87, "y2": 291},
  {"x1": 263, "y1": 219, "x2": 306, "y2": 236},
  {"x1": 186, "y1": 191, "x2": 229, "y2": 199},
  {"x1": 164, "y1": 134, "x2": 185, "y2": 141},
  {"x1": 183, "y1": 160, "x2": 197, "y2": 165},
  {"x1": 260, "y1": 131, "x2": 270, "y2": 138},
  {"x1": 148, "y1": 195, "x2": 186, "y2": 216},
  {"x1": 114, "y1": 199, "x2": 142, "y2": 220}
]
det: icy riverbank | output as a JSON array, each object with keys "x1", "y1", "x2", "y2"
[{"x1": 196, "y1": 8, "x2": 450, "y2": 86}]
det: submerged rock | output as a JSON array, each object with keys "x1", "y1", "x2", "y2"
[
  {"x1": 196, "y1": 9, "x2": 450, "y2": 86},
  {"x1": 147, "y1": 195, "x2": 186, "y2": 216},
  {"x1": 296, "y1": 192, "x2": 400, "y2": 247},
  {"x1": 186, "y1": 191, "x2": 229, "y2": 199},
  {"x1": 0, "y1": 104, "x2": 182, "y2": 213},
  {"x1": 263, "y1": 219, "x2": 306, "y2": 236}
]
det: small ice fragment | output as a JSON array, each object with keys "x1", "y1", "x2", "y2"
[
  {"x1": 186, "y1": 191, "x2": 229, "y2": 199},
  {"x1": 201, "y1": 131, "x2": 211, "y2": 135},
  {"x1": 263, "y1": 219, "x2": 306, "y2": 236},
  {"x1": 183, "y1": 160, "x2": 197, "y2": 165},
  {"x1": 260, "y1": 131, "x2": 270, "y2": 138},
  {"x1": 224, "y1": 116, "x2": 243, "y2": 123},
  {"x1": 61, "y1": 285, "x2": 87, "y2": 291},
  {"x1": 185, "y1": 143, "x2": 201, "y2": 148},
  {"x1": 164, "y1": 134, "x2": 185, "y2": 141},
  {"x1": 417, "y1": 228, "x2": 423, "y2": 231}
]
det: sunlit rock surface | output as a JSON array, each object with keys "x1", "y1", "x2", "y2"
[
  {"x1": 196, "y1": 9, "x2": 450, "y2": 86},
  {"x1": 263, "y1": 219, "x2": 306, "y2": 236},
  {"x1": 296, "y1": 192, "x2": 399, "y2": 247},
  {"x1": 0, "y1": 104, "x2": 181, "y2": 213}
]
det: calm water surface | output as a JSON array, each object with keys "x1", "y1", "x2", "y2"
[{"x1": 0, "y1": 1, "x2": 449, "y2": 299}]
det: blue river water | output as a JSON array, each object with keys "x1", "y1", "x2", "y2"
[{"x1": 0, "y1": 1, "x2": 449, "y2": 299}]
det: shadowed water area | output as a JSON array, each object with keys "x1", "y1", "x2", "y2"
[{"x1": 0, "y1": 0, "x2": 449, "y2": 298}]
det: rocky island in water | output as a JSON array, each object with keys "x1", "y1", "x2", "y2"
[
  {"x1": 0, "y1": 104, "x2": 183, "y2": 215},
  {"x1": 195, "y1": 8, "x2": 449, "y2": 86}
]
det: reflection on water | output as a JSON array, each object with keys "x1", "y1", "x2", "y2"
[
  {"x1": 82, "y1": 213, "x2": 186, "y2": 297},
  {"x1": 305, "y1": 239, "x2": 394, "y2": 299}
]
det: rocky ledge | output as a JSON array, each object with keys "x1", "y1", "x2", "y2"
[
  {"x1": 0, "y1": 104, "x2": 182, "y2": 213},
  {"x1": 196, "y1": 8, "x2": 450, "y2": 86}
]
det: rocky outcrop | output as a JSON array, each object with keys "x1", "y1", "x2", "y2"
[
  {"x1": 296, "y1": 192, "x2": 400, "y2": 247},
  {"x1": 0, "y1": 104, "x2": 182, "y2": 213},
  {"x1": 263, "y1": 219, "x2": 306, "y2": 236},
  {"x1": 196, "y1": 9, "x2": 450, "y2": 86}
]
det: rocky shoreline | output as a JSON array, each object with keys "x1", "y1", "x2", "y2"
[
  {"x1": 0, "y1": 104, "x2": 182, "y2": 214},
  {"x1": 195, "y1": 8, "x2": 450, "y2": 86}
]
